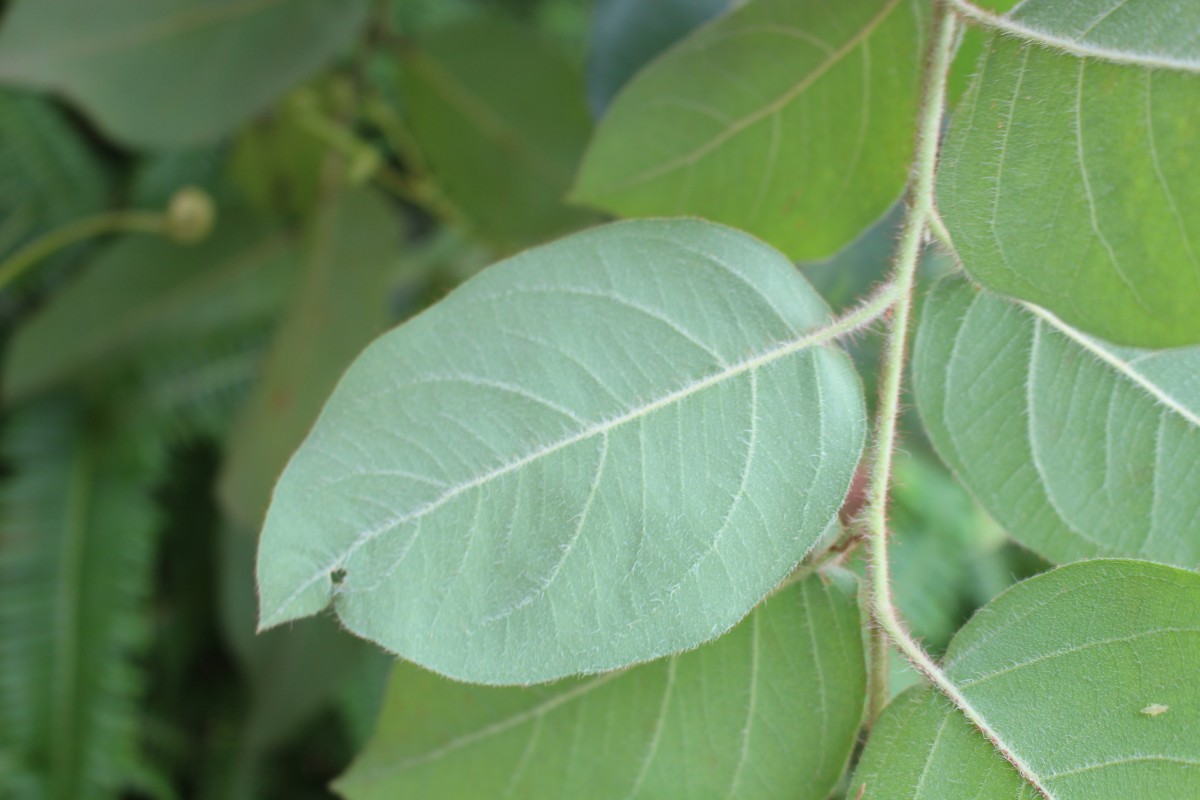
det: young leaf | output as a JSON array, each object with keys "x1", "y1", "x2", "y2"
[
  {"x1": 217, "y1": 188, "x2": 400, "y2": 529},
  {"x1": 0, "y1": 401, "x2": 164, "y2": 798},
  {"x1": 572, "y1": 0, "x2": 926, "y2": 261},
  {"x1": 913, "y1": 276, "x2": 1200, "y2": 569},
  {"x1": 256, "y1": 219, "x2": 866, "y2": 684},
  {"x1": 397, "y1": 18, "x2": 596, "y2": 250},
  {"x1": 0, "y1": 0, "x2": 369, "y2": 148},
  {"x1": 852, "y1": 559, "x2": 1200, "y2": 798},
  {"x1": 585, "y1": 0, "x2": 730, "y2": 117},
  {"x1": 938, "y1": 33, "x2": 1200, "y2": 347},
  {"x1": 3, "y1": 217, "x2": 295, "y2": 403},
  {"x1": 336, "y1": 571, "x2": 865, "y2": 800}
]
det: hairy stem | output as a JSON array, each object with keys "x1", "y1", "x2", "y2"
[
  {"x1": 0, "y1": 211, "x2": 167, "y2": 293},
  {"x1": 862, "y1": 4, "x2": 1051, "y2": 795}
]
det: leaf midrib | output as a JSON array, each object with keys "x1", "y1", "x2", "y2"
[{"x1": 263, "y1": 311, "x2": 852, "y2": 625}]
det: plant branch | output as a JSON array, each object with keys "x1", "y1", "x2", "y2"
[
  {"x1": 0, "y1": 210, "x2": 167, "y2": 293},
  {"x1": 862, "y1": 4, "x2": 1052, "y2": 796}
]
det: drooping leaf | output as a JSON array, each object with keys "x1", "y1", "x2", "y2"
[
  {"x1": 337, "y1": 571, "x2": 865, "y2": 800},
  {"x1": 3, "y1": 216, "x2": 295, "y2": 404},
  {"x1": 218, "y1": 188, "x2": 401, "y2": 529},
  {"x1": 585, "y1": 0, "x2": 730, "y2": 117},
  {"x1": 0, "y1": 0, "x2": 369, "y2": 149},
  {"x1": 256, "y1": 218, "x2": 866, "y2": 684},
  {"x1": 0, "y1": 88, "x2": 110, "y2": 276},
  {"x1": 397, "y1": 18, "x2": 596, "y2": 250},
  {"x1": 938, "y1": 33, "x2": 1200, "y2": 347},
  {"x1": 572, "y1": 0, "x2": 926, "y2": 261},
  {"x1": 0, "y1": 400, "x2": 165, "y2": 799},
  {"x1": 913, "y1": 276, "x2": 1200, "y2": 568},
  {"x1": 852, "y1": 559, "x2": 1200, "y2": 798}
]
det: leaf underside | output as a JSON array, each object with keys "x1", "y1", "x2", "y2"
[
  {"x1": 914, "y1": 276, "x2": 1200, "y2": 569},
  {"x1": 256, "y1": 218, "x2": 865, "y2": 684},
  {"x1": 853, "y1": 559, "x2": 1200, "y2": 798}
]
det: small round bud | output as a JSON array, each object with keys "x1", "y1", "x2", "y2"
[{"x1": 166, "y1": 187, "x2": 216, "y2": 244}]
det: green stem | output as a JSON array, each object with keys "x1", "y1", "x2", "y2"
[
  {"x1": 862, "y1": 5, "x2": 1051, "y2": 795},
  {"x1": 0, "y1": 210, "x2": 166, "y2": 293}
]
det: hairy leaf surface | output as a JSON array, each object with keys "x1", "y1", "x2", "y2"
[
  {"x1": 938, "y1": 34, "x2": 1200, "y2": 347},
  {"x1": 913, "y1": 276, "x2": 1200, "y2": 568},
  {"x1": 337, "y1": 572, "x2": 865, "y2": 800},
  {"x1": 0, "y1": 0, "x2": 368, "y2": 148},
  {"x1": 257, "y1": 219, "x2": 866, "y2": 684},
  {"x1": 853, "y1": 559, "x2": 1200, "y2": 798},
  {"x1": 572, "y1": 0, "x2": 926, "y2": 261}
]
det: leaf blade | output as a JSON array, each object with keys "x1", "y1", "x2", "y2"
[
  {"x1": 572, "y1": 0, "x2": 926, "y2": 261},
  {"x1": 256, "y1": 218, "x2": 866, "y2": 683},
  {"x1": 336, "y1": 572, "x2": 866, "y2": 800},
  {"x1": 913, "y1": 276, "x2": 1200, "y2": 568}
]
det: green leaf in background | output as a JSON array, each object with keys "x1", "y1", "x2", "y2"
[
  {"x1": 0, "y1": 400, "x2": 165, "y2": 799},
  {"x1": 852, "y1": 559, "x2": 1200, "y2": 798},
  {"x1": 585, "y1": 0, "x2": 729, "y2": 117},
  {"x1": 3, "y1": 216, "x2": 295, "y2": 404},
  {"x1": 397, "y1": 18, "x2": 596, "y2": 251},
  {"x1": 0, "y1": 0, "x2": 369, "y2": 149},
  {"x1": 572, "y1": 0, "x2": 925, "y2": 261},
  {"x1": 218, "y1": 188, "x2": 401, "y2": 529},
  {"x1": 938, "y1": 33, "x2": 1200, "y2": 347},
  {"x1": 257, "y1": 219, "x2": 866, "y2": 684},
  {"x1": 913, "y1": 276, "x2": 1200, "y2": 569},
  {"x1": 0, "y1": 88, "x2": 111, "y2": 276},
  {"x1": 337, "y1": 571, "x2": 865, "y2": 800}
]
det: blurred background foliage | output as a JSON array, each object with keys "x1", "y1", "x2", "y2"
[{"x1": 0, "y1": 0, "x2": 1044, "y2": 796}]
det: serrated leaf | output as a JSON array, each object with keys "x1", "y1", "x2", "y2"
[
  {"x1": 913, "y1": 276, "x2": 1200, "y2": 568},
  {"x1": 397, "y1": 18, "x2": 596, "y2": 250},
  {"x1": 585, "y1": 0, "x2": 730, "y2": 117},
  {"x1": 3, "y1": 216, "x2": 295, "y2": 404},
  {"x1": 336, "y1": 571, "x2": 865, "y2": 800},
  {"x1": 256, "y1": 219, "x2": 866, "y2": 684},
  {"x1": 852, "y1": 559, "x2": 1200, "y2": 798},
  {"x1": 938, "y1": 33, "x2": 1200, "y2": 347},
  {"x1": 0, "y1": 400, "x2": 164, "y2": 799},
  {"x1": 218, "y1": 188, "x2": 401, "y2": 529},
  {"x1": 572, "y1": 0, "x2": 926, "y2": 261},
  {"x1": 0, "y1": 0, "x2": 369, "y2": 148}
]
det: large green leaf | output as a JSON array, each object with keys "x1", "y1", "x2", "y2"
[
  {"x1": 257, "y1": 219, "x2": 866, "y2": 684},
  {"x1": 218, "y1": 188, "x2": 401, "y2": 529},
  {"x1": 584, "y1": 0, "x2": 730, "y2": 117},
  {"x1": 938, "y1": 33, "x2": 1200, "y2": 347},
  {"x1": 572, "y1": 0, "x2": 925, "y2": 261},
  {"x1": 913, "y1": 276, "x2": 1200, "y2": 568},
  {"x1": 0, "y1": 0, "x2": 369, "y2": 149},
  {"x1": 0, "y1": 401, "x2": 164, "y2": 799},
  {"x1": 337, "y1": 571, "x2": 865, "y2": 799},
  {"x1": 398, "y1": 18, "x2": 595, "y2": 250},
  {"x1": 852, "y1": 559, "x2": 1200, "y2": 798},
  {"x1": 3, "y1": 216, "x2": 295, "y2": 404}
]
